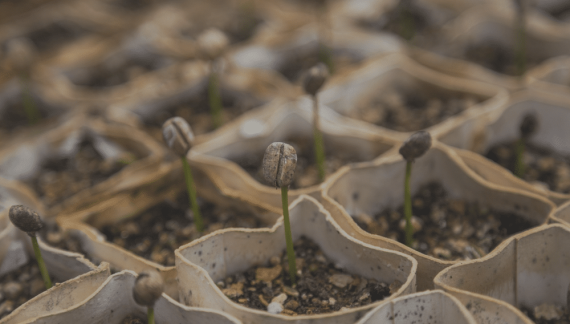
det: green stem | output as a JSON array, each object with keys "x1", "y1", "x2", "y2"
[
  {"x1": 147, "y1": 306, "x2": 155, "y2": 324},
  {"x1": 281, "y1": 186, "x2": 296, "y2": 286},
  {"x1": 31, "y1": 235, "x2": 52, "y2": 289},
  {"x1": 514, "y1": 138, "x2": 525, "y2": 178},
  {"x1": 182, "y1": 157, "x2": 204, "y2": 233},
  {"x1": 312, "y1": 95, "x2": 326, "y2": 182},
  {"x1": 20, "y1": 73, "x2": 40, "y2": 125},
  {"x1": 515, "y1": 5, "x2": 527, "y2": 77},
  {"x1": 208, "y1": 69, "x2": 223, "y2": 129},
  {"x1": 404, "y1": 161, "x2": 413, "y2": 247}
]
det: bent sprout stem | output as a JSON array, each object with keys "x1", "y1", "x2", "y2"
[
  {"x1": 404, "y1": 161, "x2": 413, "y2": 247},
  {"x1": 31, "y1": 235, "x2": 52, "y2": 289},
  {"x1": 281, "y1": 186, "x2": 297, "y2": 286},
  {"x1": 312, "y1": 95, "x2": 326, "y2": 182},
  {"x1": 182, "y1": 156, "x2": 204, "y2": 233},
  {"x1": 208, "y1": 69, "x2": 223, "y2": 129}
]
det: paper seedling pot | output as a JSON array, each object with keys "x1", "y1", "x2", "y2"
[
  {"x1": 0, "y1": 263, "x2": 110, "y2": 324},
  {"x1": 549, "y1": 200, "x2": 570, "y2": 228},
  {"x1": 107, "y1": 62, "x2": 296, "y2": 144},
  {"x1": 175, "y1": 195, "x2": 417, "y2": 324},
  {"x1": 0, "y1": 113, "x2": 164, "y2": 217},
  {"x1": 229, "y1": 21, "x2": 402, "y2": 80},
  {"x1": 56, "y1": 164, "x2": 278, "y2": 299},
  {"x1": 355, "y1": 290, "x2": 477, "y2": 324},
  {"x1": 408, "y1": 4, "x2": 570, "y2": 90},
  {"x1": 445, "y1": 90, "x2": 570, "y2": 205},
  {"x1": 321, "y1": 141, "x2": 555, "y2": 291},
  {"x1": 319, "y1": 53, "x2": 508, "y2": 142},
  {"x1": 190, "y1": 97, "x2": 398, "y2": 215},
  {"x1": 434, "y1": 224, "x2": 570, "y2": 324},
  {"x1": 16, "y1": 270, "x2": 242, "y2": 324},
  {"x1": 528, "y1": 56, "x2": 570, "y2": 100}
]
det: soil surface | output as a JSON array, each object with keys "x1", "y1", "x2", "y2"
[
  {"x1": 26, "y1": 20, "x2": 89, "y2": 53},
  {"x1": 463, "y1": 42, "x2": 539, "y2": 76},
  {"x1": 352, "y1": 182, "x2": 536, "y2": 261},
  {"x1": 233, "y1": 135, "x2": 370, "y2": 189},
  {"x1": 121, "y1": 315, "x2": 146, "y2": 324},
  {"x1": 485, "y1": 141, "x2": 570, "y2": 194},
  {"x1": 222, "y1": 236, "x2": 394, "y2": 315},
  {"x1": 99, "y1": 191, "x2": 266, "y2": 267},
  {"x1": 39, "y1": 220, "x2": 86, "y2": 255},
  {"x1": 145, "y1": 82, "x2": 264, "y2": 138},
  {"x1": 0, "y1": 260, "x2": 57, "y2": 320},
  {"x1": 349, "y1": 85, "x2": 481, "y2": 132},
  {"x1": 28, "y1": 134, "x2": 140, "y2": 208},
  {"x1": 521, "y1": 304, "x2": 570, "y2": 323}
]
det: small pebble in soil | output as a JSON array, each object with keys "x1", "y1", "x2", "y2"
[
  {"x1": 521, "y1": 304, "x2": 570, "y2": 323},
  {"x1": 99, "y1": 192, "x2": 265, "y2": 266},
  {"x1": 29, "y1": 134, "x2": 140, "y2": 207},
  {"x1": 233, "y1": 136, "x2": 371, "y2": 189},
  {"x1": 485, "y1": 141, "x2": 570, "y2": 194},
  {"x1": 222, "y1": 236, "x2": 392, "y2": 315},
  {"x1": 352, "y1": 182, "x2": 536, "y2": 261},
  {"x1": 349, "y1": 85, "x2": 481, "y2": 132},
  {"x1": 0, "y1": 261, "x2": 58, "y2": 320}
]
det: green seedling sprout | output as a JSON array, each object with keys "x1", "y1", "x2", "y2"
[
  {"x1": 133, "y1": 269, "x2": 164, "y2": 324},
  {"x1": 197, "y1": 28, "x2": 230, "y2": 129},
  {"x1": 262, "y1": 142, "x2": 298, "y2": 285},
  {"x1": 302, "y1": 63, "x2": 330, "y2": 182},
  {"x1": 514, "y1": 113, "x2": 538, "y2": 178},
  {"x1": 9, "y1": 205, "x2": 52, "y2": 289},
  {"x1": 7, "y1": 38, "x2": 40, "y2": 125},
  {"x1": 162, "y1": 117, "x2": 204, "y2": 233},
  {"x1": 513, "y1": 0, "x2": 527, "y2": 76},
  {"x1": 398, "y1": 0, "x2": 415, "y2": 41},
  {"x1": 398, "y1": 131, "x2": 432, "y2": 247}
]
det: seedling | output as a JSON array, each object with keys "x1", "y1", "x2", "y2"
[
  {"x1": 262, "y1": 142, "x2": 297, "y2": 285},
  {"x1": 514, "y1": 113, "x2": 538, "y2": 178},
  {"x1": 513, "y1": 0, "x2": 527, "y2": 76},
  {"x1": 133, "y1": 269, "x2": 164, "y2": 324},
  {"x1": 7, "y1": 38, "x2": 40, "y2": 125},
  {"x1": 197, "y1": 28, "x2": 230, "y2": 129},
  {"x1": 302, "y1": 63, "x2": 329, "y2": 182},
  {"x1": 8, "y1": 205, "x2": 52, "y2": 289},
  {"x1": 162, "y1": 117, "x2": 204, "y2": 233},
  {"x1": 398, "y1": 131, "x2": 432, "y2": 247}
]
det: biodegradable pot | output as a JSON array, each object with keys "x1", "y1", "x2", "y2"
[
  {"x1": 527, "y1": 55, "x2": 570, "y2": 99},
  {"x1": 107, "y1": 63, "x2": 296, "y2": 144},
  {"x1": 319, "y1": 53, "x2": 508, "y2": 142},
  {"x1": 408, "y1": 4, "x2": 570, "y2": 90},
  {"x1": 190, "y1": 96, "x2": 398, "y2": 215},
  {"x1": 444, "y1": 90, "x2": 570, "y2": 206},
  {"x1": 17, "y1": 270, "x2": 242, "y2": 324},
  {"x1": 549, "y1": 199, "x2": 570, "y2": 227},
  {"x1": 229, "y1": 21, "x2": 403, "y2": 82},
  {"x1": 320, "y1": 141, "x2": 555, "y2": 291},
  {"x1": 0, "y1": 114, "x2": 164, "y2": 217},
  {"x1": 434, "y1": 224, "x2": 570, "y2": 324},
  {"x1": 355, "y1": 290, "x2": 477, "y2": 324},
  {"x1": 175, "y1": 195, "x2": 417, "y2": 324},
  {"x1": 56, "y1": 163, "x2": 278, "y2": 299}
]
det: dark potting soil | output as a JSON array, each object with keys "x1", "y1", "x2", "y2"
[
  {"x1": 0, "y1": 260, "x2": 58, "y2": 320},
  {"x1": 28, "y1": 136, "x2": 140, "y2": 208},
  {"x1": 121, "y1": 315, "x2": 146, "y2": 324},
  {"x1": 233, "y1": 135, "x2": 367, "y2": 189},
  {"x1": 358, "y1": 2, "x2": 431, "y2": 42},
  {"x1": 26, "y1": 20, "x2": 89, "y2": 53},
  {"x1": 0, "y1": 88, "x2": 58, "y2": 133},
  {"x1": 145, "y1": 83, "x2": 264, "y2": 138},
  {"x1": 521, "y1": 305, "x2": 570, "y2": 323},
  {"x1": 349, "y1": 85, "x2": 481, "y2": 132},
  {"x1": 463, "y1": 42, "x2": 540, "y2": 76},
  {"x1": 39, "y1": 220, "x2": 87, "y2": 256},
  {"x1": 98, "y1": 191, "x2": 266, "y2": 267},
  {"x1": 485, "y1": 141, "x2": 570, "y2": 194},
  {"x1": 222, "y1": 236, "x2": 394, "y2": 315},
  {"x1": 352, "y1": 182, "x2": 536, "y2": 261}
]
